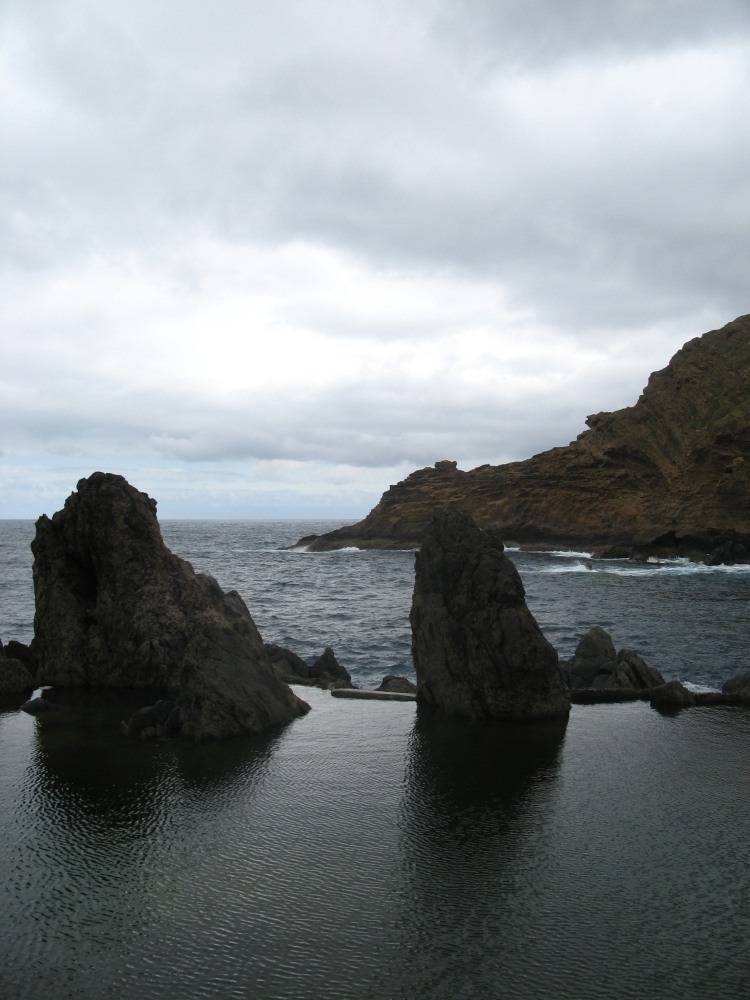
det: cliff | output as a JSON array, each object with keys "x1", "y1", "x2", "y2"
[{"x1": 300, "y1": 314, "x2": 750, "y2": 558}]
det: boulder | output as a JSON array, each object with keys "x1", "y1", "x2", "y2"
[
  {"x1": 649, "y1": 681, "x2": 697, "y2": 711},
  {"x1": 4, "y1": 639, "x2": 36, "y2": 667},
  {"x1": 265, "y1": 642, "x2": 353, "y2": 689},
  {"x1": 613, "y1": 648, "x2": 665, "y2": 690},
  {"x1": 562, "y1": 627, "x2": 664, "y2": 691},
  {"x1": 377, "y1": 674, "x2": 418, "y2": 694},
  {"x1": 706, "y1": 540, "x2": 749, "y2": 566},
  {"x1": 0, "y1": 641, "x2": 36, "y2": 694},
  {"x1": 0, "y1": 659, "x2": 35, "y2": 695},
  {"x1": 722, "y1": 671, "x2": 750, "y2": 696},
  {"x1": 310, "y1": 647, "x2": 353, "y2": 689},
  {"x1": 265, "y1": 642, "x2": 313, "y2": 682},
  {"x1": 563, "y1": 626, "x2": 617, "y2": 689},
  {"x1": 410, "y1": 510, "x2": 570, "y2": 722},
  {"x1": 31, "y1": 472, "x2": 309, "y2": 741}
]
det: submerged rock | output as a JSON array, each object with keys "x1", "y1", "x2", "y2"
[
  {"x1": 31, "y1": 472, "x2": 309, "y2": 741},
  {"x1": 410, "y1": 510, "x2": 570, "y2": 722}
]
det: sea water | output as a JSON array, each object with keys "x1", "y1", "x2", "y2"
[{"x1": 1, "y1": 519, "x2": 749, "y2": 999}]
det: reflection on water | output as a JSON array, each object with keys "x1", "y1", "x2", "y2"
[
  {"x1": 400, "y1": 708, "x2": 565, "y2": 874},
  {"x1": 2, "y1": 689, "x2": 286, "y2": 1000},
  {"x1": 391, "y1": 710, "x2": 566, "y2": 999},
  {"x1": 1, "y1": 690, "x2": 750, "y2": 999}
]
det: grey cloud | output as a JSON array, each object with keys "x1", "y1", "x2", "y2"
[
  {"x1": 6, "y1": 0, "x2": 748, "y2": 339},
  {"x1": 433, "y1": 0, "x2": 750, "y2": 71},
  {"x1": 5, "y1": 351, "x2": 650, "y2": 472},
  {"x1": 2, "y1": 0, "x2": 748, "y2": 517}
]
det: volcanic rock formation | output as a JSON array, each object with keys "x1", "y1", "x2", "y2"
[
  {"x1": 561, "y1": 626, "x2": 665, "y2": 691},
  {"x1": 31, "y1": 473, "x2": 309, "y2": 740},
  {"x1": 410, "y1": 510, "x2": 570, "y2": 722},
  {"x1": 300, "y1": 315, "x2": 750, "y2": 558}
]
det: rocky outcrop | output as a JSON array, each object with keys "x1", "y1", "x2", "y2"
[
  {"x1": 562, "y1": 626, "x2": 665, "y2": 691},
  {"x1": 31, "y1": 473, "x2": 309, "y2": 741},
  {"x1": 0, "y1": 640, "x2": 36, "y2": 695},
  {"x1": 410, "y1": 510, "x2": 570, "y2": 722},
  {"x1": 648, "y1": 681, "x2": 697, "y2": 711},
  {"x1": 265, "y1": 642, "x2": 353, "y2": 689},
  {"x1": 310, "y1": 647, "x2": 353, "y2": 688},
  {"x1": 264, "y1": 642, "x2": 310, "y2": 682},
  {"x1": 722, "y1": 671, "x2": 750, "y2": 696},
  {"x1": 300, "y1": 315, "x2": 750, "y2": 557}
]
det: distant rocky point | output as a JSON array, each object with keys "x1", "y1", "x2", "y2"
[{"x1": 298, "y1": 314, "x2": 750, "y2": 561}]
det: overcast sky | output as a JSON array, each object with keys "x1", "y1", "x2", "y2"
[{"x1": 2, "y1": 0, "x2": 749, "y2": 519}]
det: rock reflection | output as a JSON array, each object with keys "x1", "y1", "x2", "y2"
[
  {"x1": 29, "y1": 685, "x2": 283, "y2": 793},
  {"x1": 391, "y1": 707, "x2": 567, "y2": 998},
  {"x1": 3, "y1": 687, "x2": 284, "y2": 998}
]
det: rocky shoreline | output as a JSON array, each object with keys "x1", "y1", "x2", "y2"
[{"x1": 2, "y1": 474, "x2": 749, "y2": 740}]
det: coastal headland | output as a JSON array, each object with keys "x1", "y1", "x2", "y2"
[{"x1": 297, "y1": 314, "x2": 750, "y2": 562}]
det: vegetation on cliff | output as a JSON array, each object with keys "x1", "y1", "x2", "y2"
[{"x1": 300, "y1": 315, "x2": 750, "y2": 559}]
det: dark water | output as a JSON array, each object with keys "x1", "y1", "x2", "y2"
[
  {"x1": 1, "y1": 520, "x2": 750, "y2": 999},
  {"x1": 3, "y1": 518, "x2": 749, "y2": 689}
]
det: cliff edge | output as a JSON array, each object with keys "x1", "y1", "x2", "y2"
[{"x1": 300, "y1": 314, "x2": 750, "y2": 558}]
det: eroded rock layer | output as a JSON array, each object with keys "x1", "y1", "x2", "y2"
[{"x1": 301, "y1": 315, "x2": 750, "y2": 556}]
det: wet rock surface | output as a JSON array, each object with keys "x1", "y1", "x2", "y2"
[
  {"x1": 31, "y1": 472, "x2": 309, "y2": 741},
  {"x1": 410, "y1": 510, "x2": 570, "y2": 722}
]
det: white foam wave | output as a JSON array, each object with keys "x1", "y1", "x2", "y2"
[
  {"x1": 682, "y1": 680, "x2": 721, "y2": 694},
  {"x1": 547, "y1": 549, "x2": 594, "y2": 559},
  {"x1": 544, "y1": 561, "x2": 596, "y2": 574},
  {"x1": 535, "y1": 556, "x2": 750, "y2": 577}
]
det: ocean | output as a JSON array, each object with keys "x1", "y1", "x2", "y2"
[{"x1": 1, "y1": 519, "x2": 749, "y2": 999}]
